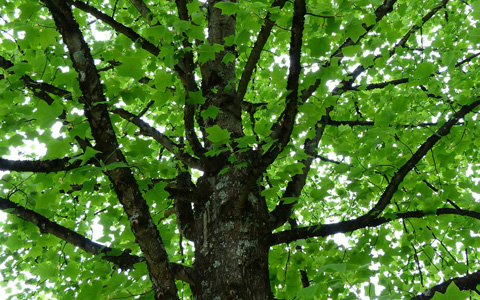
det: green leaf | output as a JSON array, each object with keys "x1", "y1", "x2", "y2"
[
  {"x1": 154, "y1": 69, "x2": 174, "y2": 91},
  {"x1": 221, "y1": 52, "x2": 236, "y2": 64},
  {"x1": 471, "y1": 0, "x2": 480, "y2": 20},
  {"x1": 18, "y1": 3, "x2": 42, "y2": 20},
  {"x1": 76, "y1": 146, "x2": 101, "y2": 166},
  {"x1": 342, "y1": 45, "x2": 361, "y2": 57},
  {"x1": 430, "y1": 282, "x2": 469, "y2": 300},
  {"x1": 307, "y1": 37, "x2": 330, "y2": 57},
  {"x1": 346, "y1": 20, "x2": 367, "y2": 42},
  {"x1": 33, "y1": 100, "x2": 63, "y2": 126},
  {"x1": 214, "y1": 2, "x2": 239, "y2": 15},
  {"x1": 413, "y1": 62, "x2": 435, "y2": 80},
  {"x1": 187, "y1": 91, "x2": 206, "y2": 105},
  {"x1": 1, "y1": 39, "x2": 17, "y2": 51},
  {"x1": 375, "y1": 106, "x2": 395, "y2": 127},
  {"x1": 46, "y1": 139, "x2": 70, "y2": 158},
  {"x1": 104, "y1": 162, "x2": 129, "y2": 170},
  {"x1": 280, "y1": 197, "x2": 298, "y2": 204},
  {"x1": 117, "y1": 56, "x2": 145, "y2": 80},
  {"x1": 295, "y1": 284, "x2": 318, "y2": 300},
  {"x1": 219, "y1": 166, "x2": 229, "y2": 175},
  {"x1": 187, "y1": 25, "x2": 205, "y2": 40},
  {"x1": 198, "y1": 43, "x2": 224, "y2": 63},
  {"x1": 205, "y1": 125, "x2": 231, "y2": 144},
  {"x1": 254, "y1": 118, "x2": 272, "y2": 137},
  {"x1": 9, "y1": 62, "x2": 33, "y2": 76},
  {"x1": 201, "y1": 106, "x2": 221, "y2": 120}
]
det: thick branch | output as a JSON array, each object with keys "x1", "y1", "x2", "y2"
[
  {"x1": 42, "y1": 1, "x2": 178, "y2": 298},
  {"x1": 173, "y1": 171, "x2": 196, "y2": 241},
  {"x1": 69, "y1": 1, "x2": 204, "y2": 161},
  {"x1": 235, "y1": 0, "x2": 288, "y2": 106},
  {"x1": 269, "y1": 208, "x2": 480, "y2": 246}
]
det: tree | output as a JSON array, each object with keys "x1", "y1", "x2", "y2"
[{"x1": 1, "y1": 0, "x2": 480, "y2": 298}]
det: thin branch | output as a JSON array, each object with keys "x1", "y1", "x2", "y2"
[
  {"x1": 300, "y1": 0, "x2": 398, "y2": 103},
  {"x1": 253, "y1": 0, "x2": 306, "y2": 175},
  {"x1": 326, "y1": 119, "x2": 464, "y2": 128},
  {"x1": 173, "y1": 0, "x2": 206, "y2": 160},
  {"x1": 306, "y1": 0, "x2": 448, "y2": 102},
  {"x1": 112, "y1": 107, "x2": 204, "y2": 170},
  {"x1": 330, "y1": 0, "x2": 398, "y2": 58},
  {"x1": 411, "y1": 270, "x2": 480, "y2": 299},
  {"x1": 128, "y1": 0, "x2": 155, "y2": 25},
  {"x1": 0, "y1": 55, "x2": 72, "y2": 103},
  {"x1": 69, "y1": 0, "x2": 161, "y2": 56},
  {"x1": 455, "y1": 51, "x2": 480, "y2": 67},
  {"x1": 0, "y1": 157, "x2": 86, "y2": 173},
  {"x1": 354, "y1": 78, "x2": 410, "y2": 91},
  {"x1": 0, "y1": 195, "x2": 195, "y2": 284},
  {"x1": 268, "y1": 207, "x2": 480, "y2": 246},
  {"x1": 365, "y1": 98, "x2": 480, "y2": 219},
  {"x1": 235, "y1": 0, "x2": 288, "y2": 106},
  {"x1": 268, "y1": 113, "x2": 330, "y2": 229},
  {"x1": 0, "y1": 196, "x2": 143, "y2": 269}
]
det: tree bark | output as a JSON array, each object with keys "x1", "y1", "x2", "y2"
[{"x1": 192, "y1": 168, "x2": 273, "y2": 299}]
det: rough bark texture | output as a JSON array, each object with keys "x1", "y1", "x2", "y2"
[
  {"x1": 201, "y1": 0, "x2": 242, "y2": 140},
  {"x1": 192, "y1": 168, "x2": 272, "y2": 299}
]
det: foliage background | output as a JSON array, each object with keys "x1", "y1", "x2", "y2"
[{"x1": 1, "y1": 0, "x2": 480, "y2": 299}]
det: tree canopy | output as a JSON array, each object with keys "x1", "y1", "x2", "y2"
[{"x1": 1, "y1": 0, "x2": 480, "y2": 299}]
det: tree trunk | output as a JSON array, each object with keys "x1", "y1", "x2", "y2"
[{"x1": 192, "y1": 169, "x2": 273, "y2": 299}]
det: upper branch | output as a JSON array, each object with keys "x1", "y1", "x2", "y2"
[
  {"x1": 365, "y1": 98, "x2": 480, "y2": 218},
  {"x1": 0, "y1": 55, "x2": 72, "y2": 104},
  {"x1": 69, "y1": 0, "x2": 161, "y2": 56},
  {"x1": 300, "y1": 0, "x2": 398, "y2": 103},
  {"x1": 253, "y1": 0, "x2": 306, "y2": 174},
  {"x1": 268, "y1": 113, "x2": 331, "y2": 229},
  {"x1": 332, "y1": 0, "x2": 448, "y2": 95},
  {"x1": 173, "y1": 0, "x2": 207, "y2": 160},
  {"x1": 235, "y1": 0, "x2": 288, "y2": 106},
  {"x1": 113, "y1": 108, "x2": 205, "y2": 170},
  {"x1": 70, "y1": 0, "x2": 205, "y2": 160}
]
